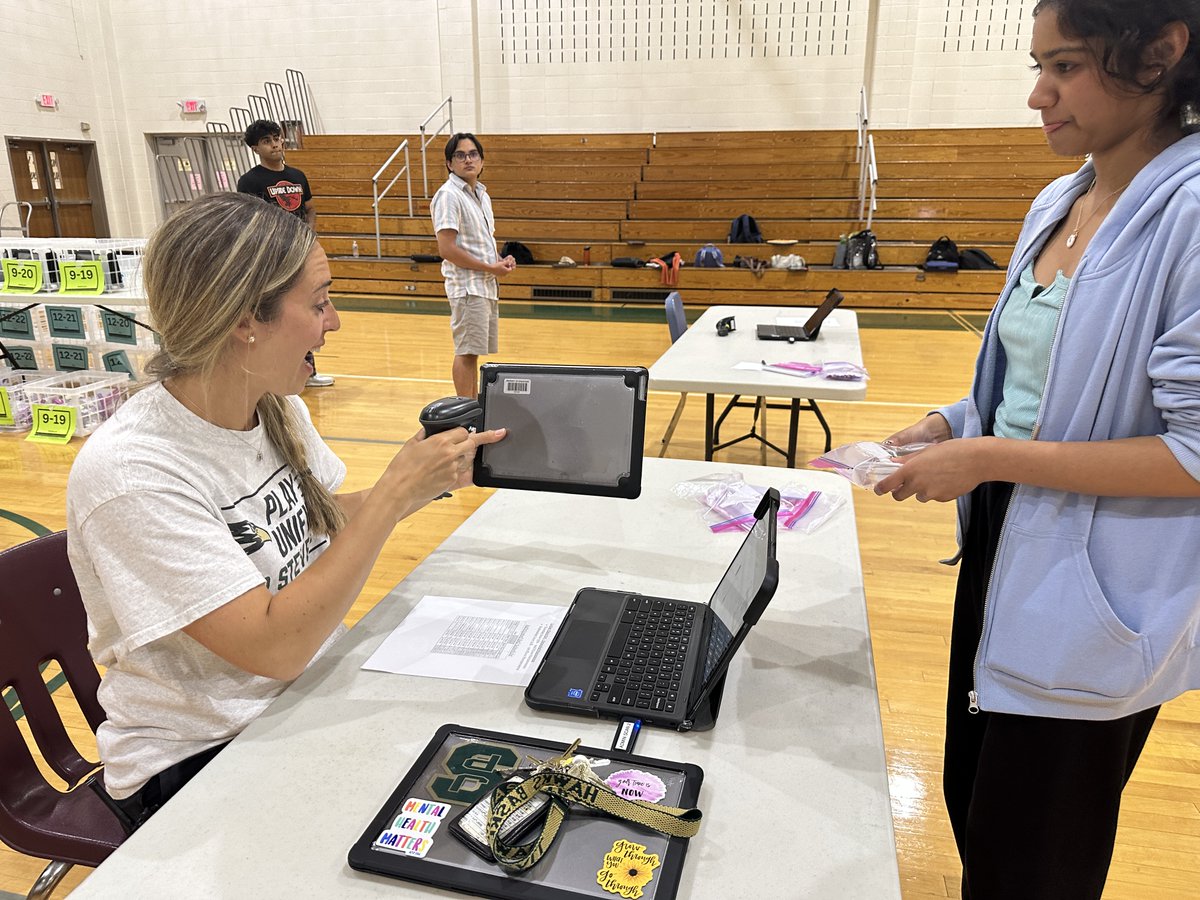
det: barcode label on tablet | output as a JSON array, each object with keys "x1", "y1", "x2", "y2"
[{"x1": 503, "y1": 378, "x2": 532, "y2": 395}]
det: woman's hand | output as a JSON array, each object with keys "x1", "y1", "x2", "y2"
[{"x1": 379, "y1": 426, "x2": 506, "y2": 517}]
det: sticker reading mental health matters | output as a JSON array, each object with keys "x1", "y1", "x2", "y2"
[
  {"x1": 372, "y1": 829, "x2": 433, "y2": 858},
  {"x1": 373, "y1": 797, "x2": 453, "y2": 858}
]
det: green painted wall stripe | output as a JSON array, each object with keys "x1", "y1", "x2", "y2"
[{"x1": 331, "y1": 296, "x2": 974, "y2": 332}]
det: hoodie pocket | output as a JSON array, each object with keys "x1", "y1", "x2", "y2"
[{"x1": 984, "y1": 526, "x2": 1150, "y2": 698}]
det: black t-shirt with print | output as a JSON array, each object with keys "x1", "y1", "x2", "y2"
[{"x1": 236, "y1": 165, "x2": 312, "y2": 218}]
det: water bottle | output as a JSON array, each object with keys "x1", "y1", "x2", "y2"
[
  {"x1": 832, "y1": 234, "x2": 848, "y2": 269},
  {"x1": 351, "y1": 240, "x2": 359, "y2": 258},
  {"x1": 583, "y1": 245, "x2": 591, "y2": 266}
]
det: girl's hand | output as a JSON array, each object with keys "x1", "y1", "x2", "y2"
[
  {"x1": 874, "y1": 437, "x2": 994, "y2": 503},
  {"x1": 883, "y1": 413, "x2": 952, "y2": 448}
]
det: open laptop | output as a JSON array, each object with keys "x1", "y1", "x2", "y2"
[
  {"x1": 525, "y1": 488, "x2": 780, "y2": 732},
  {"x1": 756, "y1": 287, "x2": 844, "y2": 342}
]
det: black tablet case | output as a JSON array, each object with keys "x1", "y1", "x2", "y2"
[
  {"x1": 473, "y1": 364, "x2": 647, "y2": 499},
  {"x1": 348, "y1": 724, "x2": 702, "y2": 900}
]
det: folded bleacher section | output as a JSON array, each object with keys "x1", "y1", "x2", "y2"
[{"x1": 300, "y1": 128, "x2": 1080, "y2": 311}]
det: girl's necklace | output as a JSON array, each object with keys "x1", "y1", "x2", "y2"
[{"x1": 1065, "y1": 178, "x2": 1132, "y2": 248}]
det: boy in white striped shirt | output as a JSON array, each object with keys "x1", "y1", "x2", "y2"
[{"x1": 431, "y1": 133, "x2": 516, "y2": 397}]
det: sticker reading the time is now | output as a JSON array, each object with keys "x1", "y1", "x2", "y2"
[{"x1": 28, "y1": 404, "x2": 76, "y2": 444}]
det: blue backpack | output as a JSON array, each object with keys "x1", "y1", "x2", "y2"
[
  {"x1": 694, "y1": 243, "x2": 724, "y2": 267},
  {"x1": 727, "y1": 214, "x2": 764, "y2": 243}
]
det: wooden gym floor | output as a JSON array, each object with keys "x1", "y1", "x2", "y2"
[{"x1": 1, "y1": 300, "x2": 1197, "y2": 899}]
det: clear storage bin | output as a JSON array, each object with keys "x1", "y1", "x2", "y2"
[
  {"x1": 97, "y1": 344, "x2": 155, "y2": 380},
  {"x1": 0, "y1": 248, "x2": 59, "y2": 291},
  {"x1": 95, "y1": 304, "x2": 157, "y2": 348},
  {"x1": 39, "y1": 303, "x2": 103, "y2": 342},
  {"x1": 0, "y1": 367, "x2": 58, "y2": 432},
  {"x1": 22, "y1": 370, "x2": 130, "y2": 436},
  {"x1": 1, "y1": 339, "x2": 51, "y2": 371},
  {"x1": 48, "y1": 339, "x2": 102, "y2": 373},
  {"x1": 0, "y1": 300, "x2": 46, "y2": 342}
]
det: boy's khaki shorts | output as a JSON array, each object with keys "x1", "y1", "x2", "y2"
[{"x1": 449, "y1": 294, "x2": 499, "y2": 355}]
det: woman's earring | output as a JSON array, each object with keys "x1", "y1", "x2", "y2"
[
  {"x1": 248, "y1": 335, "x2": 256, "y2": 345},
  {"x1": 1181, "y1": 100, "x2": 1200, "y2": 133}
]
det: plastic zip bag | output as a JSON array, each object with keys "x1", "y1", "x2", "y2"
[
  {"x1": 672, "y1": 471, "x2": 844, "y2": 534},
  {"x1": 760, "y1": 360, "x2": 869, "y2": 382},
  {"x1": 819, "y1": 361, "x2": 869, "y2": 382},
  {"x1": 808, "y1": 441, "x2": 932, "y2": 489}
]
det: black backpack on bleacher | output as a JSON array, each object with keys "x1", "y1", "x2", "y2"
[
  {"x1": 959, "y1": 248, "x2": 1001, "y2": 270},
  {"x1": 501, "y1": 241, "x2": 535, "y2": 265},
  {"x1": 923, "y1": 236, "x2": 960, "y2": 272},
  {"x1": 728, "y1": 214, "x2": 764, "y2": 243}
]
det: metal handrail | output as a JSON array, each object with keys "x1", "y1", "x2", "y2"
[
  {"x1": 264, "y1": 81, "x2": 290, "y2": 127},
  {"x1": 247, "y1": 94, "x2": 272, "y2": 122},
  {"x1": 863, "y1": 135, "x2": 879, "y2": 230},
  {"x1": 371, "y1": 140, "x2": 413, "y2": 258},
  {"x1": 856, "y1": 86, "x2": 871, "y2": 224},
  {"x1": 418, "y1": 96, "x2": 453, "y2": 198},
  {"x1": 286, "y1": 69, "x2": 315, "y2": 136},
  {"x1": 154, "y1": 155, "x2": 202, "y2": 205},
  {"x1": 228, "y1": 107, "x2": 255, "y2": 171},
  {"x1": 856, "y1": 87, "x2": 868, "y2": 163},
  {"x1": 0, "y1": 201, "x2": 33, "y2": 236}
]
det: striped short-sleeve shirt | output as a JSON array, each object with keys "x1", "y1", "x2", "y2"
[{"x1": 430, "y1": 173, "x2": 499, "y2": 300}]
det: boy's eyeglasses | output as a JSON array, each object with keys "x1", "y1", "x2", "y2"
[{"x1": 452, "y1": 150, "x2": 481, "y2": 162}]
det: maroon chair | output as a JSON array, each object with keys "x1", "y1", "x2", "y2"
[{"x1": 0, "y1": 531, "x2": 126, "y2": 899}]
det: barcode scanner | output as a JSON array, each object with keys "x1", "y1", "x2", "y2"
[
  {"x1": 419, "y1": 396, "x2": 482, "y2": 435},
  {"x1": 418, "y1": 397, "x2": 483, "y2": 500}
]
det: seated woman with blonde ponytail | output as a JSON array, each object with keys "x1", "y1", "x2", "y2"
[{"x1": 66, "y1": 192, "x2": 505, "y2": 830}]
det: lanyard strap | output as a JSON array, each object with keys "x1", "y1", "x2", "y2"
[{"x1": 486, "y1": 769, "x2": 702, "y2": 872}]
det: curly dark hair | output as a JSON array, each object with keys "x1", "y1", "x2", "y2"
[
  {"x1": 1033, "y1": 0, "x2": 1200, "y2": 131},
  {"x1": 244, "y1": 119, "x2": 283, "y2": 148}
]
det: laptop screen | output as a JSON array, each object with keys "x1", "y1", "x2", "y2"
[
  {"x1": 802, "y1": 287, "x2": 844, "y2": 335},
  {"x1": 699, "y1": 500, "x2": 775, "y2": 685}
]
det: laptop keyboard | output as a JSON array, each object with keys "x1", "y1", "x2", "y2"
[
  {"x1": 769, "y1": 325, "x2": 809, "y2": 338},
  {"x1": 592, "y1": 596, "x2": 695, "y2": 714},
  {"x1": 703, "y1": 618, "x2": 734, "y2": 683}
]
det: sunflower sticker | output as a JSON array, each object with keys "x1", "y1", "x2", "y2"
[{"x1": 596, "y1": 839, "x2": 661, "y2": 899}]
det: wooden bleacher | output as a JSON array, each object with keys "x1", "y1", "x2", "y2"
[{"x1": 298, "y1": 128, "x2": 1081, "y2": 311}]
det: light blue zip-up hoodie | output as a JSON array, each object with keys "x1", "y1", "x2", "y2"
[{"x1": 938, "y1": 133, "x2": 1200, "y2": 720}]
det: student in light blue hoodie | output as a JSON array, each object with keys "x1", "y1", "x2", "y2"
[{"x1": 876, "y1": 2, "x2": 1200, "y2": 897}]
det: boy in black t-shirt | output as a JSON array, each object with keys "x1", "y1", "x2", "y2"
[{"x1": 237, "y1": 119, "x2": 332, "y2": 386}]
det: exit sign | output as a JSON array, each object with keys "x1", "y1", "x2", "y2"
[
  {"x1": 180, "y1": 98, "x2": 206, "y2": 114},
  {"x1": 36, "y1": 94, "x2": 58, "y2": 109}
]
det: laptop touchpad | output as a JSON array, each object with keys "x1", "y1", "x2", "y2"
[{"x1": 558, "y1": 618, "x2": 602, "y2": 658}]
